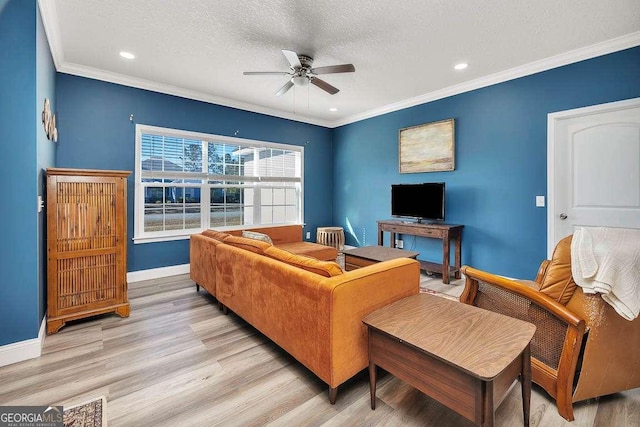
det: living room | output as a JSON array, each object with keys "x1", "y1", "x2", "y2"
[{"x1": 1, "y1": 0, "x2": 639, "y2": 425}]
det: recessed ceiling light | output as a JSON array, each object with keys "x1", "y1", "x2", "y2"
[
  {"x1": 119, "y1": 51, "x2": 135, "y2": 60},
  {"x1": 329, "y1": 107, "x2": 338, "y2": 112},
  {"x1": 454, "y1": 62, "x2": 468, "y2": 70}
]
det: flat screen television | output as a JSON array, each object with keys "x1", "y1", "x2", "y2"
[{"x1": 391, "y1": 182, "x2": 445, "y2": 222}]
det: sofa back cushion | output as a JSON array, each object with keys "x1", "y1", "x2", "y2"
[
  {"x1": 223, "y1": 235, "x2": 271, "y2": 255},
  {"x1": 202, "y1": 230, "x2": 231, "y2": 241},
  {"x1": 538, "y1": 235, "x2": 578, "y2": 305},
  {"x1": 277, "y1": 242, "x2": 338, "y2": 262},
  {"x1": 264, "y1": 246, "x2": 343, "y2": 277},
  {"x1": 226, "y1": 225, "x2": 301, "y2": 245}
]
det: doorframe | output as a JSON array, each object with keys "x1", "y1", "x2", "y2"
[{"x1": 547, "y1": 97, "x2": 640, "y2": 257}]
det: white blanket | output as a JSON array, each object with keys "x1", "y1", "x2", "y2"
[{"x1": 571, "y1": 227, "x2": 640, "y2": 321}]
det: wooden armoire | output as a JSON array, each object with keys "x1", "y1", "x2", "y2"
[{"x1": 46, "y1": 168, "x2": 131, "y2": 334}]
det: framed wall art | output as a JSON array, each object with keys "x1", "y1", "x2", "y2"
[{"x1": 399, "y1": 118, "x2": 455, "y2": 173}]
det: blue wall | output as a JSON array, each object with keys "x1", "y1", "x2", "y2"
[
  {"x1": 36, "y1": 2, "x2": 57, "y2": 323},
  {"x1": 0, "y1": 0, "x2": 55, "y2": 346},
  {"x1": 55, "y1": 75, "x2": 334, "y2": 271},
  {"x1": 333, "y1": 46, "x2": 640, "y2": 279}
]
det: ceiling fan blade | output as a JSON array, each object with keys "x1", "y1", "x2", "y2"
[
  {"x1": 275, "y1": 80, "x2": 294, "y2": 96},
  {"x1": 244, "y1": 71, "x2": 290, "y2": 76},
  {"x1": 310, "y1": 77, "x2": 339, "y2": 95},
  {"x1": 282, "y1": 50, "x2": 302, "y2": 69},
  {"x1": 311, "y1": 64, "x2": 355, "y2": 75}
]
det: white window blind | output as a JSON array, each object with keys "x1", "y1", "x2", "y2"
[{"x1": 134, "y1": 125, "x2": 303, "y2": 243}]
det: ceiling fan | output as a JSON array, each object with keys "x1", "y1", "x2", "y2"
[{"x1": 244, "y1": 50, "x2": 355, "y2": 96}]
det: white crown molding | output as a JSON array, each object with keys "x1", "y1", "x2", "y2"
[
  {"x1": 40, "y1": 0, "x2": 640, "y2": 130},
  {"x1": 57, "y1": 62, "x2": 333, "y2": 128},
  {"x1": 0, "y1": 315, "x2": 46, "y2": 367},
  {"x1": 332, "y1": 31, "x2": 640, "y2": 127},
  {"x1": 38, "y1": 0, "x2": 64, "y2": 69},
  {"x1": 127, "y1": 263, "x2": 190, "y2": 283}
]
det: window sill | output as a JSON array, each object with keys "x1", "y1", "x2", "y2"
[{"x1": 132, "y1": 233, "x2": 195, "y2": 244}]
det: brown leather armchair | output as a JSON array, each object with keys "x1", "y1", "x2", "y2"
[{"x1": 460, "y1": 235, "x2": 640, "y2": 421}]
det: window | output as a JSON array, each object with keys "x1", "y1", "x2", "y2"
[{"x1": 134, "y1": 125, "x2": 303, "y2": 243}]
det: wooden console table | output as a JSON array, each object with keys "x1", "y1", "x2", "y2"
[{"x1": 377, "y1": 220, "x2": 463, "y2": 284}]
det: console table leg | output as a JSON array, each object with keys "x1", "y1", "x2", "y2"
[
  {"x1": 454, "y1": 234, "x2": 462, "y2": 279},
  {"x1": 442, "y1": 234, "x2": 451, "y2": 284},
  {"x1": 369, "y1": 362, "x2": 377, "y2": 410}
]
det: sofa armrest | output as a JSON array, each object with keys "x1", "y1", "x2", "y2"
[
  {"x1": 460, "y1": 265, "x2": 585, "y2": 412},
  {"x1": 189, "y1": 233, "x2": 217, "y2": 296},
  {"x1": 322, "y1": 258, "x2": 420, "y2": 388},
  {"x1": 566, "y1": 289, "x2": 640, "y2": 402}
]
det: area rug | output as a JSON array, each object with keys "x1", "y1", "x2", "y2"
[
  {"x1": 420, "y1": 285, "x2": 458, "y2": 301},
  {"x1": 64, "y1": 396, "x2": 106, "y2": 427}
]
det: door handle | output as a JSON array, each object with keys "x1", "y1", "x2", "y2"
[{"x1": 559, "y1": 213, "x2": 568, "y2": 220}]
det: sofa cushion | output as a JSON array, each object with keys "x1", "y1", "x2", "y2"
[
  {"x1": 223, "y1": 235, "x2": 271, "y2": 255},
  {"x1": 264, "y1": 246, "x2": 343, "y2": 277},
  {"x1": 539, "y1": 235, "x2": 578, "y2": 305},
  {"x1": 225, "y1": 225, "x2": 302, "y2": 245},
  {"x1": 277, "y1": 241, "x2": 338, "y2": 262},
  {"x1": 202, "y1": 229, "x2": 231, "y2": 241},
  {"x1": 242, "y1": 230, "x2": 274, "y2": 245}
]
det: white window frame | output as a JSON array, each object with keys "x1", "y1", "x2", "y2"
[{"x1": 134, "y1": 124, "x2": 304, "y2": 244}]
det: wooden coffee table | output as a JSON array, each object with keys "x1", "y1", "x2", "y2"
[
  {"x1": 363, "y1": 294, "x2": 536, "y2": 427},
  {"x1": 343, "y1": 245, "x2": 419, "y2": 271}
]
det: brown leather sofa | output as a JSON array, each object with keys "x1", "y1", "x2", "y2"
[
  {"x1": 460, "y1": 235, "x2": 640, "y2": 421},
  {"x1": 190, "y1": 225, "x2": 420, "y2": 403}
]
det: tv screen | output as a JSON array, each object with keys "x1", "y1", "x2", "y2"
[{"x1": 391, "y1": 183, "x2": 445, "y2": 221}]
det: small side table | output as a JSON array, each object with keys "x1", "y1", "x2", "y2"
[
  {"x1": 317, "y1": 226, "x2": 345, "y2": 252},
  {"x1": 363, "y1": 294, "x2": 536, "y2": 427}
]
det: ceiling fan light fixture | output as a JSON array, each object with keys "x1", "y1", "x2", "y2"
[
  {"x1": 244, "y1": 50, "x2": 354, "y2": 96},
  {"x1": 291, "y1": 75, "x2": 309, "y2": 86}
]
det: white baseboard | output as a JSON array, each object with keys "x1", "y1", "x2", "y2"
[
  {"x1": 127, "y1": 263, "x2": 190, "y2": 283},
  {"x1": 0, "y1": 315, "x2": 46, "y2": 367}
]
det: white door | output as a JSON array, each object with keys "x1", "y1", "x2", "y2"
[{"x1": 548, "y1": 98, "x2": 640, "y2": 256}]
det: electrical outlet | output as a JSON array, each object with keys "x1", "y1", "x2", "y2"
[
  {"x1": 396, "y1": 239, "x2": 404, "y2": 249},
  {"x1": 306, "y1": 231, "x2": 311, "y2": 239},
  {"x1": 536, "y1": 195, "x2": 545, "y2": 207}
]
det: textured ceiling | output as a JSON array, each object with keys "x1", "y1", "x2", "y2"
[{"x1": 41, "y1": 0, "x2": 640, "y2": 127}]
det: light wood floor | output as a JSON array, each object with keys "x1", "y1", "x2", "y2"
[{"x1": 1, "y1": 274, "x2": 638, "y2": 426}]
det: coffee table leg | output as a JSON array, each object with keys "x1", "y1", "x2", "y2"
[
  {"x1": 521, "y1": 344, "x2": 532, "y2": 427},
  {"x1": 369, "y1": 362, "x2": 377, "y2": 410}
]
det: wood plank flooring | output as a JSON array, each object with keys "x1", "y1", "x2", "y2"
[{"x1": 1, "y1": 274, "x2": 638, "y2": 426}]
